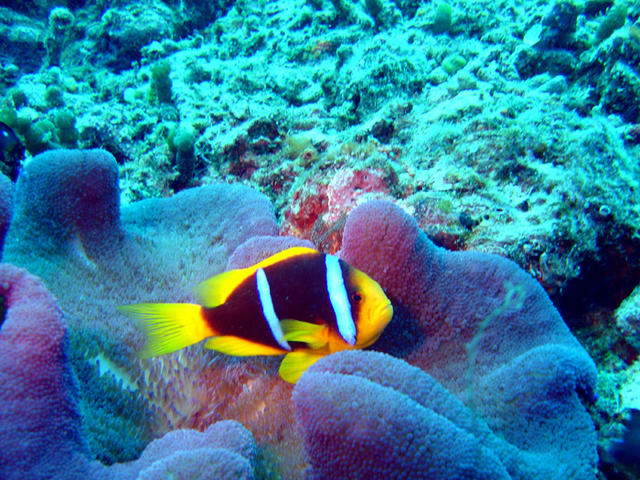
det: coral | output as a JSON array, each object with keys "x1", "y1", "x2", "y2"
[
  {"x1": 0, "y1": 8, "x2": 46, "y2": 73},
  {"x1": 431, "y1": 2, "x2": 453, "y2": 34},
  {"x1": 54, "y1": 109, "x2": 79, "y2": 147},
  {"x1": 394, "y1": 0, "x2": 421, "y2": 18},
  {"x1": 539, "y1": 0, "x2": 580, "y2": 48},
  {"x1": 97, "y1": 3, "x2": 175, "y2": 72},
  {"x1": 73, "y1": 352, "x2": 155, "y2": 464},
  {"x1": 109, "y1": 420, "x2": 257, "y2": 480},
  {"x1": 140, "y1": 420, "x2": 256, "y2": 467},
  {"x1": 596, "y1": 3, "x2": 628, "y2": 42},
  {"x1": 610, "y1": 409, "x2": 640, "y2": 476},
  {"x1": 364, "y1": 0, "x2": 384, "y2": 27},
  {"x1": 0, "y1": 264, "x2": 92, "y2": 480},
  {"x1": 5, "y1": 0, "x2": 639, "y2": 478},
  {"x1": 8, "y1": 87, "x2": 27, "y2": 107},
  {"x1": 337, "y1": 200, "x2": 598, "y2": 479},
  {"x1": 168, "y1": 123, "x2": 198, "y2": 190},
  {"x1": 23, "y1": 118, "x2": 56, "y2": 154},
  {"x1": 282, "y1": 181, "x2": 328, "y2": 240},
  {"x1": 45, "y1": 84, "x2": 65, "y2": 108},
  {"x1": 226, "y1": 235, "x2": 315, "y2": 270},
  {"x1": 45, "y1": 6, "x2": 74, "y2": 66},
  {"x1": 330, "y1": 0, "x2": 352, "y2": 22},
  {"x1": 325, "y1": 168, "x2": 390, "y2": 223},
  {"x1": 441, "y1": 53, "x2": 466, "y2": 75},
  {"x1": 616, "y1": 283, "x2": 640, "y2": 351},
  {"x1": 295, "y1": 351, "x2": 511, "y2": 480},
  {"x1": 514, "y1": 45, "x2": 577, "y2": 78},
  {"x1": 177, "y1": 0, "x2": 235, "y2": 33},
  {"x1": 332, "y1": 49, "x2": 427, "y2": 120},
  {"x1": 0, "y1": 107, "x2": 17, "y2": 127},
  {"x1": 584, "y1": 0, "x2": 614, "y2": 17},
  {"x1": 601, "y1": 62, "x2": 640, "y2": 123},
  {"x1": 0, "y1": 150, "x2": 602, "y2": 478},
  {"x1": 6, "y1": 148, "x2": 120, "y2": 260},
  {"x1": 0, "y1": 260, "x2": 259, "y2": 480},
  {"x1": 282, "y1": 168, "x2": 391, "y2": 252},
  {"x1": 135, "y1": 448, "x2": 253, "y2": 480},
  {"x1": 150, "y1": 61, "x2": 173, "y2": 105},
  {"x1": 3, "y1": 148, "x2": 279, "y2": 463}
]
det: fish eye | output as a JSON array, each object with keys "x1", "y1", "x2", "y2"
[{"x1": 351, "y1": 292, "x2": 363, "y2": 303}]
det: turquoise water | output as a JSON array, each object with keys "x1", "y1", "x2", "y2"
[{"x1": 0, "y1": 1, "x2": 639, "y2": 479}]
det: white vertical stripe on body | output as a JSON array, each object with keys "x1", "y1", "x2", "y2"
[
  {"x1": 256, "y1": 268, "x2": 291, "y2": 351},
  {"x1": 325, "y1": 254, "x2": 356, "y2": 345}
]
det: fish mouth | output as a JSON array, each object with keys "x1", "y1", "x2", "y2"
[{"x1": 380, "y1": 302, "x2": 393, "y2": 325}]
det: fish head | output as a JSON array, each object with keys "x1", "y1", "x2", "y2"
[{"x1": 347, "y1": 267, "x2": 393, "y2": 349}]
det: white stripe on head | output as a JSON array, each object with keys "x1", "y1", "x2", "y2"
[
  {"x1": 256, "y1": 268, "x2": 291, "y2": 351},
  {"x1": 325, "y1": 254, "x2": 356, "y2": 345}
]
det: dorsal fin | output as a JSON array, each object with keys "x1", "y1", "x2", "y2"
[{"x1": 195, "y1": 246, "x2": 319, "y2": 307}]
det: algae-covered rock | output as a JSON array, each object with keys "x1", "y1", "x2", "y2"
[
  {"x1": 442, "y1": 53, "x2": 466, "y2": 75},
  {"x1": 44, "y1": 85, "x2": 65, "y2": 108},
  {"x1": 54, "y1": 110, "x2": 78, "y2": 147},
  {"x1": 601, "y1": 62, "x2": 640, "y2": 123},
  {"x1": 45, "y1": 7, "x2": 74, "y2": 66},
  {"x1": 539, "y1": 1, "x2": 580, "y2": 48},
  {"x1": 432, "y1": 2, "x2": 453, "y2": 34},
  {"x1": 23, "y1": 119, "x2": 56, "y2": 155},
  {"x1": 150, "y1": 61, "x2": 173, "y2": 104},
  {"x1": 596, "y1": 4, "x2": 628, "y2": 42},
  {"x1": 616, "y1": 284, "x2": 640, "y2": 351},
  {"x1": 168, "y1": 123, "x2": 198, "y2": 190},
  {"x1": 97, "y1": 3, "x2": 175, "y2": 72},
  {"x1": 0, "y1": 8, "x2": 46, "y2": 73}
]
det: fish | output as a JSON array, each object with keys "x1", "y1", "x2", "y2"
[
  {"x1": 117, "y1": 246, "x2": 393, "y2": 383},
  {"x1": 0, "y1": 121, "x2": 25, "y2": 181}
]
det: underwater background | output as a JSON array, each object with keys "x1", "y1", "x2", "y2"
[{"x1": 0, "y1": 0, "x2": 639, "y2": 478}]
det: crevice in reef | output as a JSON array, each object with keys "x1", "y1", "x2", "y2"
[{"x1": 555, "y1": 231, "x2": 640, "y2": 328}]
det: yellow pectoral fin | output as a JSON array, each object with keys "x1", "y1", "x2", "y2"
[
  {"x1": 204, "y1": 336, "x2": 288, "y2": 356},
  {"x1": 116, "y1": 303, "x2": 211, "y2": 358},
  {"x1": 280, "y1": 319, "x2": 328, "y2": 349},
  {"x1": 196, "y1": 247, "x2": 320, "y2": 308},
  {"x1": 279, "y1": 350, "x2": 325, "y2": 383}
]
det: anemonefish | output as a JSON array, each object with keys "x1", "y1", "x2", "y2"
[{"x1": 117, "y1": 247, "x2": 393, "y2": 383}]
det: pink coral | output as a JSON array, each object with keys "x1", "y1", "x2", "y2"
[
  {"x1": 2, "y1": 148, "x2": 303, "y2": 477},
  {"x1": 294, "y1": 351, "x2": 511, "y2": 480},
  {"x1": 282, "y1": 167, "x2": 391, "y2": 252},
  {"x1": 109, "y1": 421, "x2": 257, "y2": 480},
  {"x1": 0, "y1": 264, "x2": 92, "y2": 480},
  {"x1": 324, "y1": 168, "x2": 390, "y2": 223},
  {"x1": 0, "y1": 148, "x2": 599, "y2": 480},
  {"x1": 281, "y1": 181, "x2": 327, "y2": 239},
  {"x1": 336, "y1": 200, "x2": 598, "y2": 479}
]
